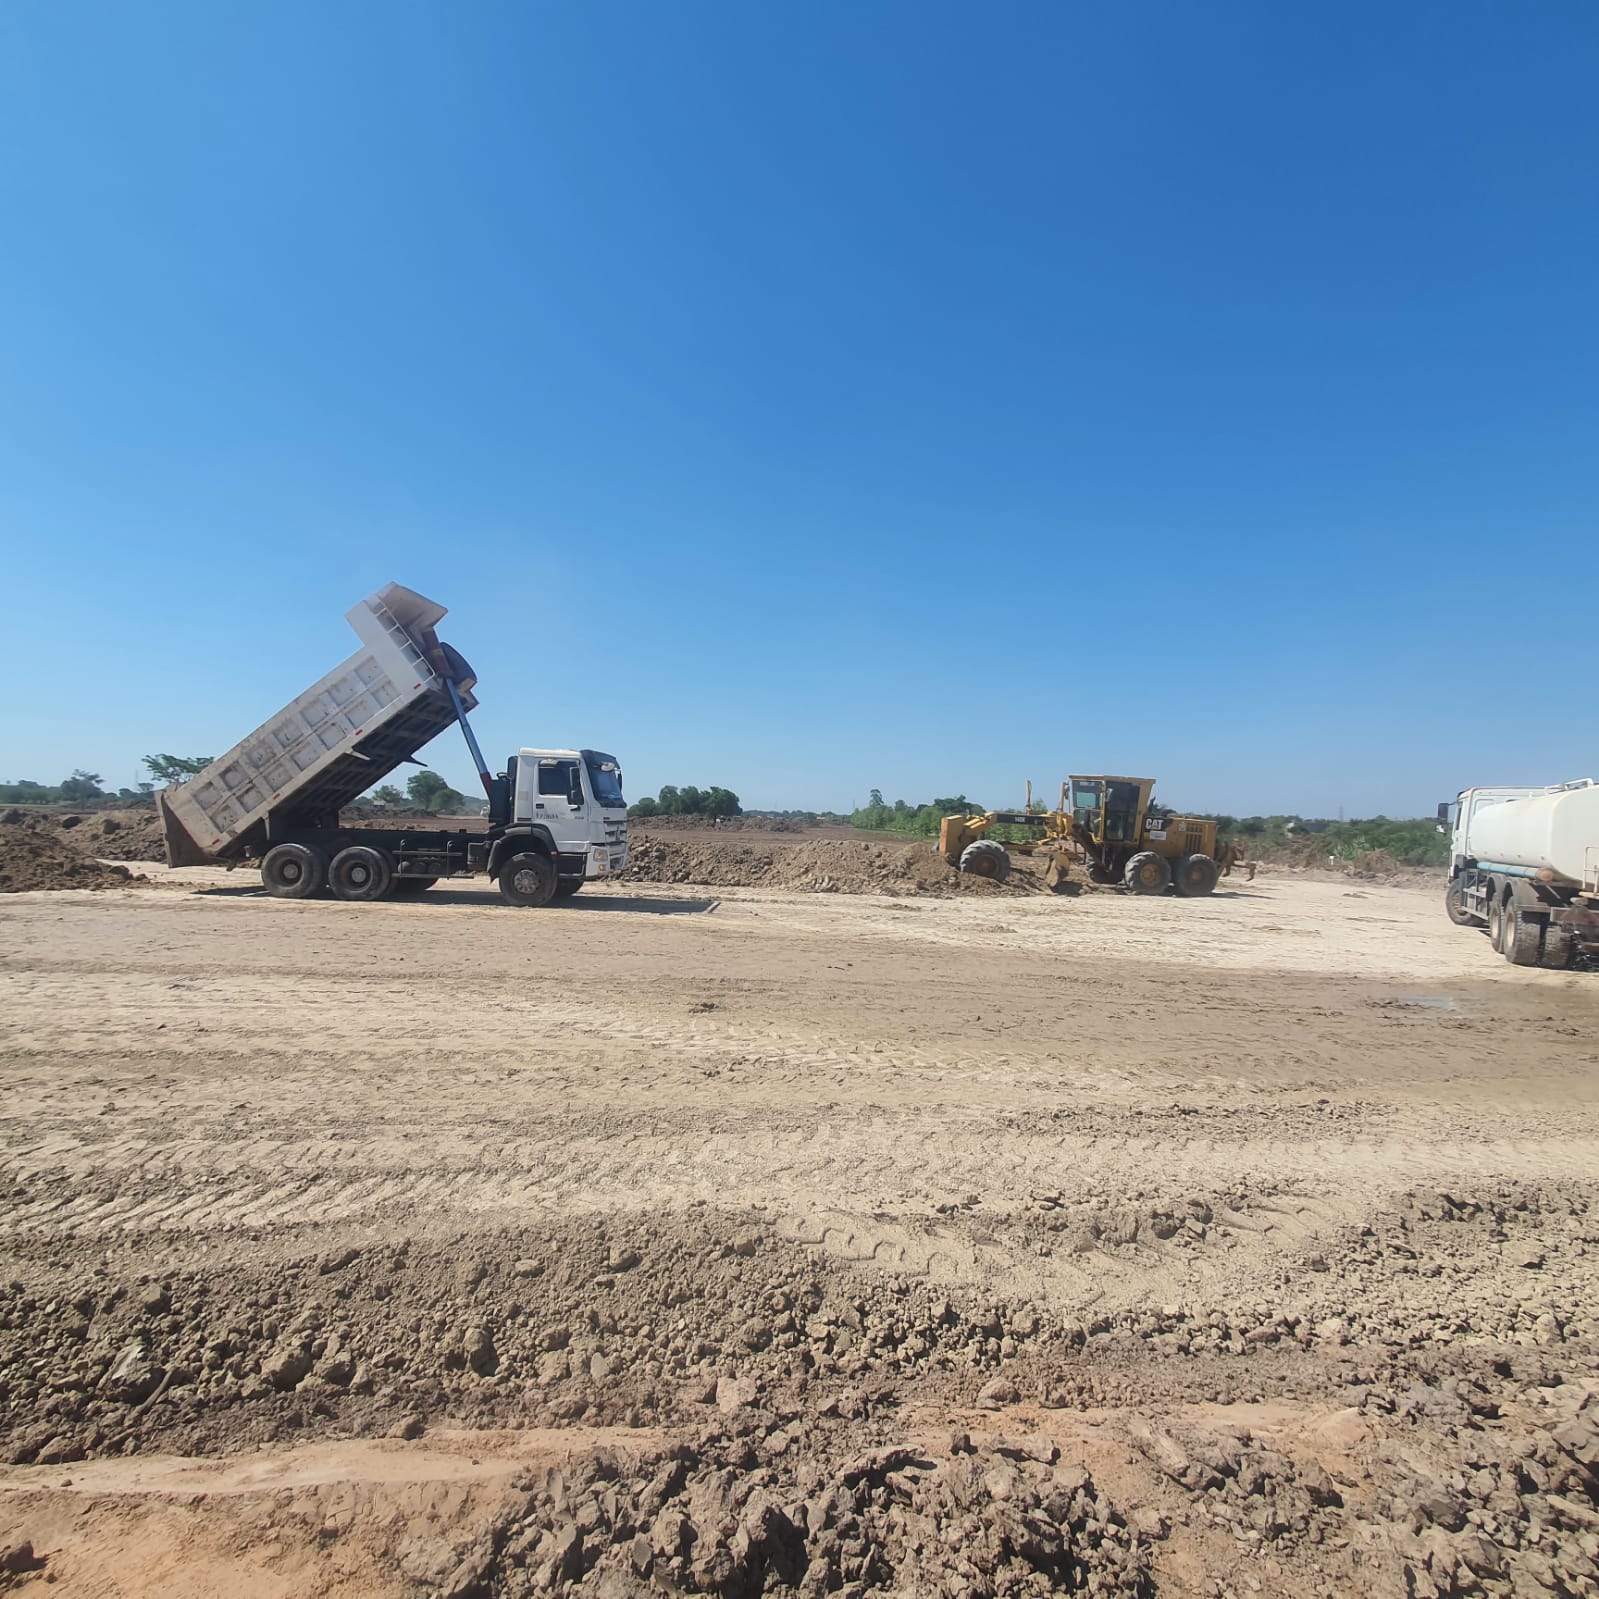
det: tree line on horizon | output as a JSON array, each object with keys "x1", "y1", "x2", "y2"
[{"x1": 629, "y1": 784, "x2": 742, "y2": 819}]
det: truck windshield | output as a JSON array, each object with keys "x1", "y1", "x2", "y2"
[{"x1": 584, "y1": 753, "x2": 625, "y2": 809}]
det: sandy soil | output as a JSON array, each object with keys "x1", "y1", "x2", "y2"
[{"x1": 1, "y1": 872, "x2": 1597, "y2": 1597}]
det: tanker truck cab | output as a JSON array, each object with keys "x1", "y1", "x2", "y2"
[{"x1": 492, "y1": 749, "x2": 629, "y2": 906}]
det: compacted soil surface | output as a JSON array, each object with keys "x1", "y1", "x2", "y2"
[{"x1": 1, "y1": 871, "x2": 1597, "y2": 1598}]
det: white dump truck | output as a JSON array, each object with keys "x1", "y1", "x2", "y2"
[
  {"x1": 1438, "y1": 781, "x2": 1599, "y2": 968},
  {"x1": 157, "y1": 583, "x2": 628, "y2": 906}
]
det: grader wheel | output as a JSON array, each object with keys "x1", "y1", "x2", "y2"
[
  {"x1": 1173, "y1": 853, "x2": 1220, "y2": 897},
  {"x1": 958, "y1": 840, "x2": 1011, "y2": 882},
  {"x1": 1124, "y1": 851, "x2": 1172, "y2": 895}
]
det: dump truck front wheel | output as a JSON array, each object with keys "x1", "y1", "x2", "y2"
[
  {"x1": 1173, "y1": 853, "x2": 1219, "y2": 897},
  {"x1": 958, "y1": 841, "x2": 1011, "y2": 882},
  {"x1": 261, "y1": 842, "x2": 329, "y2": 899},
  {"x1": 499, "y1": 852, "x2": 558, "y2": 908},
  {"x1": 1124, "y1": 851, "x2": 1172, "y2": 895},
  {"x1": 329, "y1": 844, "x2": 395, "y2": 902}
]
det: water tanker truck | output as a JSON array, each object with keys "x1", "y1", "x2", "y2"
[
  {"x1": 1438, "y1": 780, "x2": 1599, "y2": 968},
  {"x1": 157, "y1": 583, "x2": 628, "y2": 907}
]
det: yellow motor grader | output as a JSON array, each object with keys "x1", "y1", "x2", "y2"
[{"x1": 937, "y1": 776, "x2": 1222, "y2": 896}]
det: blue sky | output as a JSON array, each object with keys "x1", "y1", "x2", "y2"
[{"x1": 2, "y1": 2, "x2": 1594, "y2": 817}]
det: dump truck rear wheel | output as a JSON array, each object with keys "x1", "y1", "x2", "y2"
[
  {"x1": 261, "y1": 842, "x2": 329, "y2": 899},
  {"x1": 329, "y1": 844, "x2": 395, "y2": 902},
  {"x1": 1173, "y1": 853, "x2": 1219, "y2": 897},
  {"x1": 1124, "y1": 851, "x2": 1172, "y2": 894},
  {"x1": 391, "y1": 877, "x2": 437, "y2": 897},
  {"x1": 1445, "y1": 881, "x2": 1480, "y2": 926},
  {"x1": 958, "y1": 841, "x2": 1011, "y2": 882},
  {"x1": 499, "y1": 851, "x2": 557, "y2": 907},
  {"x1": 554, "y1": 878, "x2": 583, "y2": 898}
]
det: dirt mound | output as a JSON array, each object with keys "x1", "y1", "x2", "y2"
[
  {"x1": 67, "y1": 808, "x2": 167, "y2": 861},
  {"x1": 0, "y1": 818, "x2": 138, "y2": 892},
  {"x1": 625, "y1": 835, "x2": 1023, "y2": 896},
  {"x1": 634, "y1": 813, "x2": 807, "y2": 833}
]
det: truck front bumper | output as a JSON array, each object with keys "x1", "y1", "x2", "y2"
[{"x1": 584, "y1": 844, "x2": 628, "y2": 880}]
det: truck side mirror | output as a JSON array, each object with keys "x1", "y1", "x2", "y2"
[
  {"x1": 1435, "y1": 800, "x2": 1451, "y2": 833},
  {"x1": 569, "y1": 781, "x2": 584, "y2": 809}
]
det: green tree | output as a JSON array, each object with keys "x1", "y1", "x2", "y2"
[
  {"x1": 406, "y1": 771, "x2": 467, "y2": 813},
  {"x1": 142, "y1": 754, "x2": 214, "y2": 783},
  {"x1": 371, "y1": 784, "x2": 406, "y2": 808},
  {"x1": 58, "y1": 770, "x2": 105, "y2": 803},
  {"x1": 629, "y1": 795, "x2": 660, "y2": 818}
]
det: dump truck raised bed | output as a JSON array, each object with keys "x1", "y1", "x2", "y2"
[
  {"x1": 1439, "y1": 780, "x2": 1599, "y2": 968},
  {"x1": 157, "y1": 583, "x2": 628, "y2": 907}
]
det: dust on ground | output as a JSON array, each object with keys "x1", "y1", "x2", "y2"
[{"x1": 1, "y1": 871, "x2": 1597, "y2": 1596}]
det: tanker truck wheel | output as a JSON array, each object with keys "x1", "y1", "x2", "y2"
[
  {"x1": 1445, "y1": 880, "x2": 1480, "y2": 926},
  {"x1": 1503, "y1": 904, "x2": 1544, "y2": 966},
  {"x1": 1487, "y1": 888, "x2": 1507, "y2": 953},
  {"x1": 498, "y1": 851, "x2": 557, "y2": 908},
  {"x1": 958, "y1": 841, "x2": 1011, "y2": 882},
  {"x1": 1499, "y1": 881, "x2": 1544, "y2": 966},
  {"x1": 1124, "y1": 851, "x2": 1172, "y2": 895},
  {"x1": 1173, "y1": 853, "x2": 1219, "y2": 897},
  {"x1": 1540, "y1": 923, "x2": 1573, "y2": 970},
  {"x1": 261, "y1": 842, "x2": 329, "y2": 899},
  {"x1": 329, "y1": 844, "x2": 395, "y2": 902}
]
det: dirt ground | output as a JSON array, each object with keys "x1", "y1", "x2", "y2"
[{"x1": 2, "y1": 867, "x2": 1597, "y2": 1598}]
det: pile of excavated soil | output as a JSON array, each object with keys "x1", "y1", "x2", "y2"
[
  {"x1": 0, "y1": 817, "x2": 138, "y2": 892},
  {"x1": 624, "y1": 836, "x2": 1034, "y2": 896},
  {"x1": 62, "y1": 809, "x2": 167, "y2": 862}
]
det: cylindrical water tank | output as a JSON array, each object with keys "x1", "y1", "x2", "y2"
[{"x1": 1468, "y1": 783, "x2": 1599, "y2": 883}]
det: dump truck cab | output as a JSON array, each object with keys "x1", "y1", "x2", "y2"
[{"x1": 498, "y1": 748, "x2": 630, "y2": 890}]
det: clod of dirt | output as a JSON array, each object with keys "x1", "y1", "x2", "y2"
[{"x1": 0, "y1": 817, "x2": 139, "y2": 892}]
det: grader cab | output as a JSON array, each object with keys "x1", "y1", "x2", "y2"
[{"x1": 937, "y1": 775, "x2": 1221, "y2": 896}]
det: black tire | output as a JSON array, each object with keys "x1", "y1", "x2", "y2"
[
  {"x1": 1503, "y1": 903, "x2": 1543, "y2": 966},
  {"x1": 1445, "y1": 880, "x2": 1480, "y2": 927},
  {"x1": 498, "y1": 851, "x2": 557, "y2": 908},
  {"x1": 1173, "y1": 853, "x2": 1219, "y2": 897},
  {"x1": 329, "y1": 844, "x2": 395, "y2": 902},
  {"x1": 1541, "y1": 923, "x2": 1573, "y2": 970},
  {"x1": 958, "y1": 840, "x2": 1011, "y2": 882},
  {"x1": 1487, "y1": 888, "x2": 1507, "y2": 952},
  {"x1": 553, "y1": 878, "x2": 584, "y2": 898},
  {"x1": 391, "y1": 877, "x2": 438, "y2": 897},
  {"x1": 261, "y1": 842, "x2": 329, "y2": 900},
  {"x1": 1124, "y1": 851, "x2": 1172, "y2": 895}
]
